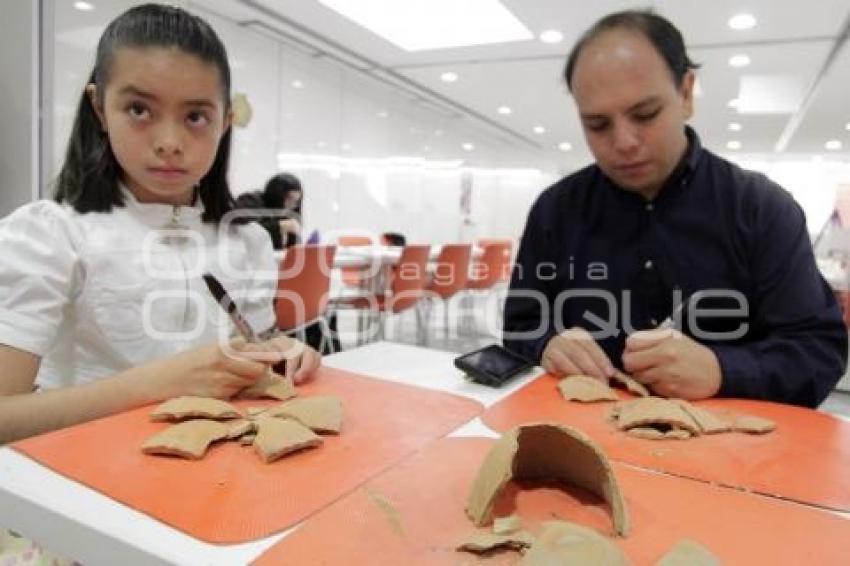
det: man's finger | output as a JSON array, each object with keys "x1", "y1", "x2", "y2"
[
  {"x1": 544, "y1": 348, "x2": 580, "y2": 377},
  {"x1": 574, "y1": 338, "x2": 615, "y2": 378},
  {"x1": 622, "y1": 346, "x2": 664, "y2": 374},
  {"x1": 625, "y1": 328, "x2": 675, "y2": 352}
]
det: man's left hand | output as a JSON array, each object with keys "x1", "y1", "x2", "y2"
[{"x1": 621, "y1": 329, "x2": 722, "y2": 400}]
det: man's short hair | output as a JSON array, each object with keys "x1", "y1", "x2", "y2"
[{"x1": 563, "y1": 9, "x2": 700, "y2": 91}]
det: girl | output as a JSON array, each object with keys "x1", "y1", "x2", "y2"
[{"x1": 0, "y1": 3, "x2": 320, "y2": 444}]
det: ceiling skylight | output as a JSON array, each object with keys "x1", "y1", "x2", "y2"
[{"x1": 317, "y1": 0, "x2": 533, "y2": 51}]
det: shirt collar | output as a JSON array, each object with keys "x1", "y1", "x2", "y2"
[{"x1": 119, "y1": 182, "x2": 205, "y2": 226}]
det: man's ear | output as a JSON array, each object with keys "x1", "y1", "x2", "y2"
[
  {"x1": 85, "y1": 83, "x2": 107, "y2": 132},
  {"x1": 679, "y1": 70, "x2": 696, "y2": 120}
]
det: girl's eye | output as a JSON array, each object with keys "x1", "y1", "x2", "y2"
[
  {"x1": 634, "y1": 108, "x2": 661, "y2": 122},
  {"x1": 127, "y1": 102, "x2": 150, "y2": 120},
  {"x1": 187, "y1": 111, "x2": 210, "y2": 128},
  {"x1": 586, "y1": 121, "x2": 609, "y2": 132}
]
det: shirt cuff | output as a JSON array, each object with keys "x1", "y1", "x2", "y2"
[{"x1": 709, "y1": 343, "x2": 762, "y2": 399}]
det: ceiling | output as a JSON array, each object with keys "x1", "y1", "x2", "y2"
[{"x1": 200, "y1": 0, "x2": 850, "y2": 169}]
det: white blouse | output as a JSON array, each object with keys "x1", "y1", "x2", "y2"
[{"x1": 0, "y1": 190, "x2": 277, "y2": 390}]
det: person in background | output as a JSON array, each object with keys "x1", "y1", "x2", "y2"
[
  {"x1": 503, "y1": 9, "x2": 847, "y2": 408},
  {"x1": 0, "y1": 3, "x2": 320, "y2": 446},
  {"x1": 236, "y1": 172, "x2": 303, "y2": 250}
]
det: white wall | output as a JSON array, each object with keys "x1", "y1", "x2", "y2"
[{"x1": 0, "y1": 0, "x2": 38, "y2": 218}]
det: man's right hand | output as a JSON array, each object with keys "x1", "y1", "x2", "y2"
[{"x1": 541, "y1": 327, "x2": 615, "y2": 381}]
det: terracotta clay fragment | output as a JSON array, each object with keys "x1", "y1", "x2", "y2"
[
  {"x1": 265, "y1": 396, "x2": 343, "y2": 433},
  {"x1": 558, "y1": 375, "x2": 619, "y2": 403},
  {"x1": 226, "y1": 419, "x2": 255, "y2": 439},
  {"x1": 466, "y1": 423, "x2": 630, "y2": 536},
  {"x1": 626, "y1": 427, "x2": 666, "y2": 440},
  {"x1": 664, "y1": 429, "x2": 692, "y2": 440},
  {"x1": 520, "y1": 521, "x2": 628, "y2": 565},
  {"x1": 610, "y1": 370, "x2": 650, "y2": 397},
  {"x1": 655, "y1": 538, "x2": 720, "y2": 566},
  {"x1": 142, "y1": 419, "x2": 230, "y2": 459},
  {"x1": 732, "y1": 415, "x2": 776, "y2": 434},
  {"x1": 616, "y1": 397, "x2": 701, "y2": 436},
  {"x1": 457, "y1": 531, "x2": 535, "y2": 554},
  {"x1": 239, "y1": 434, "x2": 256, "y2": 446},
  {"x1": 675, "y1": 401, "x2": 730, "y2": 434},
  {"x1": 493, "y1": 515, "x2": 522, "y2": 535},
  {"x1": 253, "y1": 417, "x2": 323, "y2": 463},
  {"x1": 236, "y1": 373, "x2": 297, "y2": 401},
  {"x1": 150, "y1": 397, "x2": 242, "y2": 422}
]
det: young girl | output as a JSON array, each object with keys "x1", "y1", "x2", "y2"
[{"x1": 0, "y1": 3, "x2": 320, "y2": 444}]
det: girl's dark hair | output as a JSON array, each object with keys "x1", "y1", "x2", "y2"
[
  {"x1": 563, "y1": 9, "x2": 700, "y2": 91},
  {"x1": 263, "y1": 173, "x2": 302, "y2": 214},
  {"x1": 55, "y1": 3, "x2": 235, "y2": 223}
]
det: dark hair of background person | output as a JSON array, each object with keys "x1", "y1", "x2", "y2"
[
  {"x1": 263, "y1": 172, "x2": 302, "y2": 216},
  {"x1": 563, "y1": 9, "x2": 700, "y2": 91},
  {"x1": 54, "y1": 3, "x2": 236, "y2": 223}
]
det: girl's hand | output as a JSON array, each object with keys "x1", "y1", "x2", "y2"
[{"x1": 252, "y1": 335, "x2": 321, "y2": 385}]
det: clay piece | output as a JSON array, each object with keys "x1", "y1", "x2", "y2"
[
  {"x1": 246, "y1": 406, "x2": 268, "y2": 417},
  {"x1": 265, "y1": 396, "x2": 343, "y2": 433},
  {"x1": 150, "y1": 397, "x2": 242, "y2": 422},
  {"x1": 493, "y1": 515, "x2": 522, "y2": 535},
  {"x1": 626, "y1": 427, "x2": 666, "y2": 440},
  {"x1": 141, "y1": 419, "x2": 230, "y2": 459},
  {"x1": 239, "y1": 434, "x2": 256, "y2": 446},
  {"x1": 616, "y1": 397, "x2": 701, "y2": 436},
  {"x1": 466, "y1": 423, "x2": 630, "y2": 536},
  {"x1": 610, "y1": 370, "x2": 650, "y2": 397},
  {"x1": 253, "y1": 417, "x2": 323, "y2": 463},
  {"x1": 655, "y1": 538, "x2": 720, "y2": 566},
  {"x1": 520, "y1": 521, "x2": 628, "y2": 566},
  {"x1": 558, "y1": 375, "x2": 619, "y2": 403},
  {"x1": 457, "y1": 531, "x2": 535, "y2": 554},
  {"x1": 732, "y1": 415, "x2": 776, "y2": 434},
  {"x1": 675, "y1": 401, "x2": 730, "y2": 434},
  {"x1": 236, "y1": 373, "x2": 297, "y2": 401},
  {"x1": 226, "y1": 419, "x2": 255, "y2": 439},
  {"x1": 664, "y1": 429, "x2": 692, "y2": 440}
]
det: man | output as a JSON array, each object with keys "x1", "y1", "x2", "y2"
[{"x1": 503, "y1": 10, "x2": 847, "y2": 408}]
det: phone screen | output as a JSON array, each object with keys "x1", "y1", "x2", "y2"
[{"x1": 454, "y1": 344, "x2": 533, "y2": 386}]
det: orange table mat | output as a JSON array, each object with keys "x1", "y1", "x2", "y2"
[
  {"x1": 480, "y1": 373, "x2": 850, "y2": 511},
  {"x1": 254, "y1": 437, "x2": 850, "y2": 565},
  {"x1": 12, "y1": 367, "x2": 483, "y2": 544}
]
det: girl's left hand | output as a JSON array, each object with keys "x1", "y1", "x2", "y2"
[{"x1": 239, "y1": 335, "x2": 321, "y2": 384}]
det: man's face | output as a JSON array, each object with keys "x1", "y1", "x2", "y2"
[{"x1": 571, "y1": 29, "x2": 694, "y2": 199}]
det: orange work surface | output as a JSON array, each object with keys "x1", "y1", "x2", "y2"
[
  {"x1": 481, "y1": 373, "x2": 850, "y2": 511},
  {"x1": 12, "y1": 367, "x2": 483, "y2": 543},
  {"x1": 254, "y1": 437, "x2": 850, "y2": 565}
]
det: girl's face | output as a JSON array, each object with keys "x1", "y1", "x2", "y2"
[
  {"x1": 89, "y1": 47, "x2": 231, "y2": 206},
  {"x1": 284, "y1": 190, "x2": 302, "y2": 210}
]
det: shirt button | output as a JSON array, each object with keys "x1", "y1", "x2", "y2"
[
  {"x1": 644, "y1": 259, "x2": 654, "y2": 270},
  {"x1": 645, "y1": 202, "x2": 654, "y2": 211}
]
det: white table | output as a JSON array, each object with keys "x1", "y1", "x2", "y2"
[{"x1": 0, "y1": 342, "x2": 542, "y2": 565}]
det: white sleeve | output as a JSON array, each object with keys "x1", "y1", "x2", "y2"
[
  {"x1": 0, "y1": 201, "x2": 82, "y2": 356},
  {"x1": 238, "y1": 222, "x2": 278, "y2": 334}
]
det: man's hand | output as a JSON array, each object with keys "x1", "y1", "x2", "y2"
[
  {"x1": 541, "y1": 327, "x2": 615, "y2": 381},
  {"x1": 622, "y1": 329, "x2": 722, "y2": 399}
]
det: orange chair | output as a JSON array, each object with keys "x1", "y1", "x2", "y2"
[
  {"x1": 337, "y1": 235, "x2": 373, "y2": 288},
  {"x1": 274, "y1": 245, "x2": 337, "y2": 353},
  {"x1": 332, "y1": 244, "x2": 431, "y2": 344},
  {"x1": 418, "y1": 244, "x2": 472, "y2": 343}
]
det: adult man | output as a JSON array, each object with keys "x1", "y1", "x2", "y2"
[{"x1": 503, "y1": 10, "x2": 847, "y2": 408}]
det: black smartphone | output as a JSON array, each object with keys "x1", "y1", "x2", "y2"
[{"x1": 454, "y1": 344, "x2": 534, "y2": 387}]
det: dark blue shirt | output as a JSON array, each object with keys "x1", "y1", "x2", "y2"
[{"x1": 503, "y1": 127, "x2": 847, "y2": 407}]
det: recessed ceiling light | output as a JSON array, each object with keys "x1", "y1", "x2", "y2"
[
  {"x1": 825, "y1": 140, "x2": 843, "y2": 151},
  {"x1": 440, "y1": 71, "x2": 459, "y2": 83},
  {"x1": 728, "y1": 13, "x2": 757, "y2": 30},
  {"x1": 317, "y1": 0, "x2": 533, "y2": 51},
  {"x1": 291, "y1": 79, "x2": 304, "y2": 88},
  {"x1": 558, "y1": 142, "x2": 572, "y2": 152},
  {"x1": 728, "y1": 98, "x2": 740, "y2": 109},
  {"x1": 342, "y1": 143, "x2": 352, "y2": 151},
  {"x1": 533, "y1": 125, "x2": 546, "y2": 134},
  {"x1": 845, "y1": 122, "x2": 850, "y2": 131},
  {"x1": 729, "y1": 54, "x2": 751, "y2": 68},
  {"x1": 73, "y1": 1, "x2": 94, "y2": 11},
  {"x1": 728, "y1": 122, "x2": 742, "y2": 131},
  {"x1": 317, "y1": 141, "x2": 327, "y2": 148},
  {"x1": 497, "y1": 106, "x2": 512, "y2": 115},
  {"x1": 377, "y1": 110, "x2": 389, "y2": 118},
  {"x1": 423, "y1": 145, "x2": 431, "y2": 151},
  {"x1": 462, "y1": 142, "x2": 475, "y2": 151},
  {"x1": 539, "y1": 29, "x2": 563, "y2": 44},
  {"x1": 434, "y1": 129, "x2": 444, "y2": 136},
  {"x1": 727, "y1": 140, "x2": 742, "y2": 150}
]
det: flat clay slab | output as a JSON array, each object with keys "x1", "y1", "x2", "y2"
[
  {"x1": 253, "y1": 417, "x2": 323, "y2": 463},
  {"x1": 141, "y1": 420, "x2": 230, "y2": 460},
  {"x1": 616, "y1": 397, "x2": 700, "y2": 436},
  {"x1": 520, "y1": 520, "x2": 628, "y2": 565},
  {"x1": 266, "y1": 396, "x2": 343, "y2": 433},
  {"x1": 558, "y1": 375, "x2": 619, "y2": 403},
  {"x1": 237, "y1": 373, "x2": 297, "y2": 401},
  {"x1": 150, "y1": 397, "x2": 242, "y2": 422}
]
